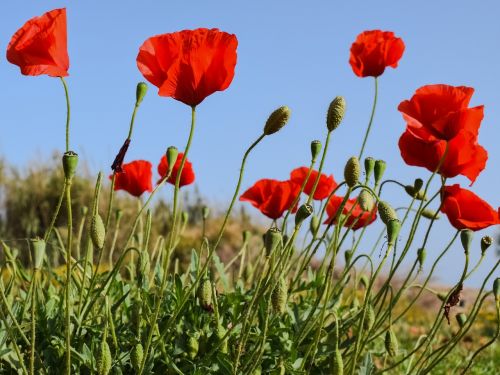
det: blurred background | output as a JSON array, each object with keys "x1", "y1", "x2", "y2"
[{"x1": 0, "y1": 1, "x2": 498, "y2": 286}]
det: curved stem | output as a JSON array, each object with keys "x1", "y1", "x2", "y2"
[
  {"x1": 358, "y1": 77, "x2": 378, "y2": 160},
  {"x1": 60, "y1": 77, "x2": 71, "y2": 152}
]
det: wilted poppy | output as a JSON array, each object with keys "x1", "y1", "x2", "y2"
[
  {"x1": 324, "y1": 195, "x2": 377, "y2": 230},
  {"x1": 157, "y1": 152, "x2": 195, "y2": 187},
  {"x1": 7, "y1": 8, "x2": 69, "y2": 77},
  {"x1": 137, "y1": 28, "x2": 238, "y2": 106},
  {"x1": 398, "y1": 85, "x2": 487, "y2": 184},
  {"x1": 349, "y1": 30, "x2": 405, "y2": 78},
  {"x1": 112, "y1": 160, "x2": 153, "y2": 197},
  {"x1": 440, "y1": 184, "x2": 500, "y2": 231},
  {"x1": 290, "y1": 167, "x2": 337, "y2": 201},
  {"x1": 240, "y1": 179, "x2": 301, "y2": 219}
]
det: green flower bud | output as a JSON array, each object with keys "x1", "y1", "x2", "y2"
[
  {"x1": 181, "y1": 211, "x2": 189, "y2": 225},
  {"x1": 460, "y1": 230, "x2": 473, "y2": 254},
  {"x1": 136, "y1": 82, "x2": 148, "y2": 105},
  {"x1": 295, "y1": 204, "x2": 313, "y2": 226},
  {"x1": 187, "y1": 336, "x2": 199, "y2": 359},
  {"x1": 97, "y1": 341, "x2": 112, "y2": 375},
  {"x1": 263, "y1": 106, "x2": 291, "y2": 135},
  {"x1": 385, "y1": 328, "x2": 398, "y2": 357},
  {"x1": 359, "y1": 189, "x2": 374, "y2": 211},
  {"x1": 62, "y1": 151, "x2": 78, "y2": 180},
  {"x1": 137, "y1": 250, "x2": 150, "y2": 288},
  {"x1": 344, "y1": 249, "x2": 354, "y2": 265},
  {"x1": 166, "y1": 146, "x2": 178, "y2": 176},
  {"x1": 386, "y1": 219, "x2": 401, "y2": 246},
  {"x1": 81, "y1": 206, "x2": 88, "y2": 216},
  {"x1": 91, "y1": 213, "x2": 106, "y2": 249},
  {"x1": 344, "y1": 156, "x2": 360, "y2": 188},
  {"x1": 243, "y1": 230, "x2": 251, "y2": 243},
  {"x1": 198, "y1": 278, "x2": 212, "y2": 309},
  {"x1": 351, "y1": 297, "x2": 360, "y2": 310},
  {"x1": 264, "y1": 227, "x2": 282, "y2": 256},
  {"x1": 272, "y1": 277, "x2": 288, "y2": 314},
  {"x1": 359, "y1": 275, "x2": 369, "y2": 289},
  {"x1": 130, "y1": 343, "x2": 143, "y2": 372},
  {"x1": 437, "y1": 292, "x2": 448, "y2": 302},
  {"x1": 374, "y1": 159, "x2": 386, "y2": 185},
  {"x1": 421, "y1": 209, "x2": 440, "y2": 220},
  {"x1": 413, "y1": 178, "x2": 424, "y2": 192},
  {"x1": 404, "y1": 185, "x2": 427, "y2": 200},
  {"x1": 378, "y1": 201, "x2": 398, "y2": 224},
  {"x1": 364, "y1": 157, "x2": 375, "y2": 181},
  {"x1": 363, "y1": 304, "x2": 375, "y2": 330},
  {"x1": 310, "y1": 215, "x2": 320, "y2": 235},
  {"x1": 455, "y1": 313, "x2": 467, "y2": 328},
  {"x1": 332, "y1": 347, "x2": 344, "y2": 375},
  {"x1": 216, "y1": 324, "x2": 228, "y2": 354},
  {"x1": 493, "y1": 278, "x2": 499, "y2": 301},
  {"x1": 202, "y1": 206, "x2": 210, "y2": 220},
  {"x1": 417, "y1": 248, "x2": 426, "y2": 270},
  {"x1": 115, "y1": 209, "x2": 123, "y2": 221},
  {"x1": 30, "y1": 237, "x2": 46, "y2": 270},
  {"x1": 480, "y1": 236, "x2": 492, "y2": 255},
  {"x1": 327, "y1": 96, "x2": 346, "y2": 132},
  {"x1": 310, "y1": 140, "x2": 322, "y2": 161}
]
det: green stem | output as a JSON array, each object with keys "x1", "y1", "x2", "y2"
[
  {"x1": 64, "y1": 179, "x2": 73, "y2": 375},
  {"x1": 358, "y1": 77, "x2": 378, "y2": 160},
  {"x1": 60, "y1": 77, "x2": 71, "y2": 152},
  {"x1": 30, "y1": 272, "x2": 38, "y2": 375}
]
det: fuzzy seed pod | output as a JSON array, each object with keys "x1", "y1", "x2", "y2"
[
  {"x1": 272, "y1": 277, "x2": 288, "y2": 314},
  {"x1": 363, "y1": 304, "x2": 375, "y2": 330},
  {"x1": 460, "y1": 230, "x2": 473, "y2": 254},
  {"x1": 417, "y1": 248, "x2": 426, "y2": 269},
  {"x1": 216, "y1": 324, "x2": 228, "y2": 354},
  {"x1": 97, "y1": 341, "x2": 112, "y2": 375},
  {"x1": 364, "y1": 157, "x2": 375, "y2": 181},
  {"x1": 359, "y1": 275, "x2": 369, "y2": 289},
  {"x1": 136, "y1": 82, "x2": 148, "y2": 105},
  {"x1": 359, "y1": 189, "x2": 374, "y2": 212},
  {"x1": 326, "y1": 96, "x2": 346, "y2": 132},
  {"x1": 187, "y1": 336, "x2": 199, "y2": 359},
  {"x1": 130, "y1": 343, "x2": 143, "y2": 372},
  {"x1": 344, "y1": 249, "x2": 354, "y2": 264},
  {"x1": 166, "y1": 146, "x2": 179, "y2": 175},
  {"x1": 137, "y1": 250, "x2": 150, "y2": 288},
  {"x1": 295, "y1": 204, "x2": 313, "y2": 226},
  {"x1": 386, "y1": 219, "x2": 401, "y2": 246},
  {"x1": 421, "y1": 209, "x2": 440, "y2": 220},
  {"x1": 332, "y1": 347, "x2": 344, "y2": 375},
  {"x1": 91, "y1": 213, "x2": 106, "y2": 249},
  {"x1": 263, "y1": 106, "x2": 291, "y2": 135},
  {"x1": 455, "y1": 313, "x2": 467, "y2": 328},
  {"x1": 493, "y1": 278, "x2": 499, "y2": 301},
  {"x1": 310, "y1": 140, "x2": 322, "y2": 161},
  {"x1": 198, "y1": 278, "x2": 212, "y2": 309},
  {"x1": 264, "y1": 227, "x2": 282, "y2": 256},
  {"x1": 310, "y1": 215, "x2": 320, "y2": 235},
  {"x1": 374, "y1": 160, "x2": 386, "y2": 185},
  {"x1": 62, "y1": 151, "x2": 78, "y2": 180},
  {"x1": 378, "y1": 201, "x2": 398, "y2": 224},
  {"x1": 384, "y1": 329, "x2": 398, "y2": 357},
  {"x1": 344, "y1": 156, "x2": 360, "y2": 188},
  {"x1": 30, "y1": 237, "x2": 46, "y2": 270},
  {"x1": 480, "y1": 236, "x2": 492, "y2": 255}
]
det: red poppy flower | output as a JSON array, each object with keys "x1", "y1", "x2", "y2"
[
  {"x1": 440, "y1": 185, "x2": 500, "y2": 231},
  {"x1": 112, "y1": 160, "x2": 153, "y2": 197},
  {"x1": 398, "y1": 85, "x2": 487, "y2": 184},
  {"x1": 7, "y1": 8, "x2": 69, "y2": 77},
  {"x1": 239, "y1": 179, "x2": 301, "y2": 219},
  {"x1": 157, "y1": 152, "x2": 195, "y2": 187},
  {"x1": 324, "y1": 195, "x2": 377, "y2": 230},
  {"x1": 136, "y1": 28, "x2": 238, "y2": 106},
  {"x1": 290, "y1": 167, "x2": 337, "y2": 201},
  {"x1": 349, "y1": 30, "x2": 405, "y2": 78}
]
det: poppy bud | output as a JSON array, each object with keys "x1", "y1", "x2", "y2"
[
  {"x1": 91, "y1": 213, "x2": 106, "y2": 249},
  {"x1": 136, "y1": 82, "x2": 148, "y2": 105},
  {"x1": 344, "y1": 156, "x2": 360, "y2": 188},
  {"x1": 198, "y1": 278, "x2": 212, "y2": 309},
  {"x1": 187, "y1": 336, "x2": 199, "y2": 359},
  {"x1": 460, "y1": 230, "x2": 473, "y2": 254},
  {"x1": 264, "y1": 227, "x2": 282, "y2": 256},
  {"x1": 326, "y1": 96, "x2": 346, "y2": 132},
  {"x1": 213, "y1": 324, "x2": 228, "y2": 354},
  {"x1": 310, "y1": 140, "x2": 322, "y2": 161},
  {"x1": 263, "y1": 106, "x2": 291, "y2": 135},
  {"x1": 130, "y1": 343, "x2": 143, "y2": 372},
  {"x1": 493, "y1": 278, "x2": 500, "y2": 301},
  {"x1": 310, "y1": 215, "x2": 320, "y2": 235},
  {"x1": 378, "y1": 201, "x2": 398, "y2": 224},
  {"x1": 374, "y1": 159, "x2": 386, "y2": 185},
  {"x1": 404, "y1": 185, "x2": 427, "y2": 201},
  {"x1": 455, "y1": 313, "x2": 467, "y2": 328},
  {"x1": 384, "y1": 328, "x2": 398, "y2": 357},
  {"x1": 386, "y1": 219, "x2": 401, "y2": 246},
  {"x1": 181, "y1": 211, "x2": 189, "y2": 225},
  {"x1": 413, "y1": 178, "x2": 424, "y2": 192},
  {"x1": 115, "y1": 209, "x2": 123, "y2": 221},
  {"x1": 166, "y1": 146, "x2": 178, "y2": 176},
  {"x1": 62, "y1": 151, "x2": 78, "y2": 180},
  {"x1": 364, "y1": 157, "x2": 375, "y2": 181},
  {"x1": 437, "y1": 292, "x2": 448, "y2": 302},
  {"x1": 421, "y1": 209, "x2": 440, "y2": 220},
  {"x1": 332, "y1": 347, "x2": 343, "y2": 375},
  {"x1": 272, "y1": 277, "x2": 288, "y2": 314},
  {"x1": 480, "y1": 236, "x2": 492, "y2": 255},
  {"x1": 295, "y1": 204, "x2": 313, "y2": 226},
  {"x1": 243, "y1": 230, "x2": 251, "y2": 243},
  {"x1": 359, "y1": 189, "x2": 374, "y2": 211},
  {"x1": 202, "y1": 206, "x2": 210, "y2": 220},
  {"x1": 417, "y1": 248, "x2": 426, "y2": 270},
  {"x1": 359, "y1": 275, "x2": 369, "y2": 289},
  {"x1": 344, "y1": 249, "x2": 354, "y2": 264},
  {"x1": 364, "y1": 304, "x2": 375, "y2": 330},
  {"x1": 97, "y1": 340, "x2": 112, "y2": 375},
  {"x1": 30, "y1": 237, "x2": 46, "y2": 270},
  {"x1": 137, "y1": 250, "x2": 150, "y2": 288}
]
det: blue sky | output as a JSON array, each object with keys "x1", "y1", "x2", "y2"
[{"x1": 0, "y1": 1, "x2": 498, "y2": 286}]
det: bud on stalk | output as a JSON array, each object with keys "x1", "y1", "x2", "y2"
[
  {"x1": 326, "y1": 96, "x2": 346, "y2": 132},
  {"x1": 263, "y1": 106, "x2": 291, "y2": 135}
]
